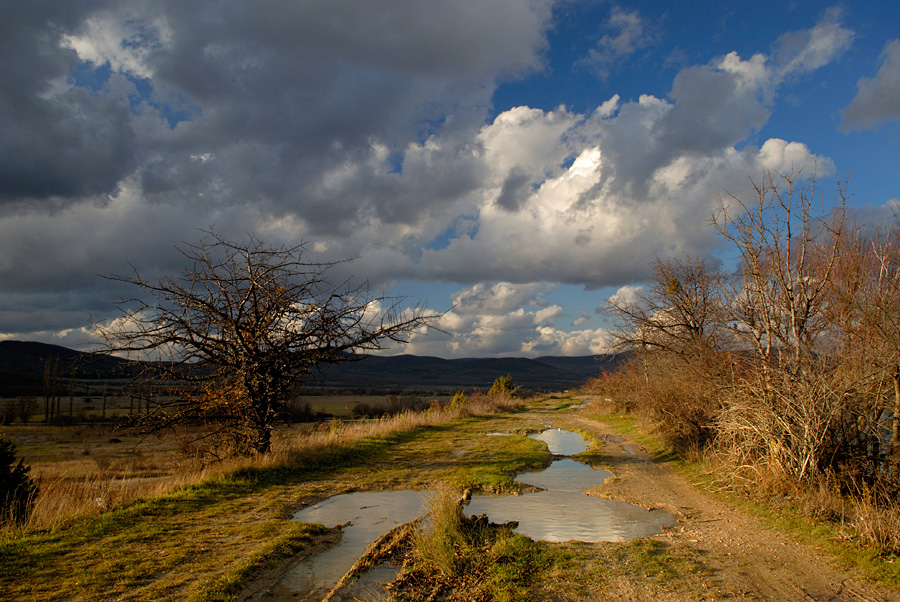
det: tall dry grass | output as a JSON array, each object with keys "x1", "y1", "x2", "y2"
[
  {"x1": 586, "y1": 361, "x2": 900, "y2": 555},
  {"x1": 413, "y1": 481, "x2": 470, "y2": 576},
  {"x1": 4, "y1": 390, "x2": 523, "y2": 534}
]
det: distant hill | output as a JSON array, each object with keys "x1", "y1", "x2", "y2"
[
  {"x1": 285, "y1": 352, "x2": 625, "y2": 392},
  {"x1": 0, "y1": 340, "x2": 130, "y2": 375},
  {"x1": 0, "y1": 341, "x2": 135, "y2": 396},
  {"x1": 0, "y1": 341, "x2": 625, "y2": 395}
]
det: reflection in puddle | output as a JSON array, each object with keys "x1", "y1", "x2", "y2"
[
  {"x1": 529, "y1": 428, "x2": 590, "y2": 455},
  {"x1": 467, "y1": 491, "x2": 674, "y2": 542},
  {"x1": 516, "y1": 458, "x2": 611, "y2": 491},
  {"x1": 469, "y1": 429, "x2": 675, "y2": 542},
  {"x1": 267, "y1": 490, "x2": 432, "y2": 601},
  {"x1": 269, "y1": 430, "x2": 674, "y2": 598}
]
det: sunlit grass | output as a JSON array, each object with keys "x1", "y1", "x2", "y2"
[{"x1": 0, "y1": 390, "x2": 535, "y2": 600}]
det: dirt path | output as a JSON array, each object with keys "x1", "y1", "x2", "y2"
[{"x1": 564, "y1": 409, "x2": 899, "y2": 602}]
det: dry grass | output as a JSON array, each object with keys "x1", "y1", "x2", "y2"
[
  {"x1": 2, "y1": 390, "x2": 523, "y2": 533},
  {"x1": 585, "y1": 364, "x2": 900, "y2": 557}
]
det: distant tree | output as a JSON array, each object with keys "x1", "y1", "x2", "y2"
[
  {"x1": 607, "y1": 255, "x2": 728, "y2": 375},
  {"x1": 0, "y1": 435, "x2": 38, "y2": 525},
  {"x1": 17, "y1": 397, "x2": 37, "y2": 424},
  {"x1": 99, "y1": 231, "x2": 439, "y2": 455}
]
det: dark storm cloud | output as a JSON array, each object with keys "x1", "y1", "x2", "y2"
[
  {"x1": 138, "y1": 0, "x2": 553, "y2": 231},
  {"x1": 1, "y1": 0, "x2": 553, "y2": 223},
  {"x1": 495, "y1": 167, "x2": 532, "y2": 211},
  {"x1": 0, "y1": 0, "x2": 556, "y2": 343},
  {"x1": 0, "y1": 0, "x2": 141, "y2": 203}
]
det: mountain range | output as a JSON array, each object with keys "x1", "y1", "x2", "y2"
[{"x1": 0, "y1": 340, "x2": 623, "y2": 395}]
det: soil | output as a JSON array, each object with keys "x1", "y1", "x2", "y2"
[{"x1": 564, "y1": 405, "x2": 900, "y2": 602}]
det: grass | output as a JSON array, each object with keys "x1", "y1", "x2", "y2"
[
  {"x1": 14, "y1": 388, "x2": 842, "y2": 600},
  {"x1": 0, "y1": 391, "x2": 541, "y2": 600},
  {"x1": 584, "y1": 396, "x2": 900, "y2": 591},
  {"x1": 402, "y1": 483, "x2": 553, "y2": 601}
]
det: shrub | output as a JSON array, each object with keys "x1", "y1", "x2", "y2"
[
  {"x1": 488, "y1": 375, "x2": 516, "y2": 396},
  {"x1": 450, "y1": 391, "x2": 467, "y2": 408},
  {"x1": 385, "y1": 395, "x2": 428, "y2": 414},
  {"x1": 0, "y1": 434, "x2": 38, "y2": 524}
]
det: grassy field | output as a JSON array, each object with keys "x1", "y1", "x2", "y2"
[
  {"x1": 1, "y1": 393, "x2": 552, "y2": 600},
  {"x1": 4, "y1": 393, "x2": 899, "y2": 601},
  {"x1": 1, "y1": 392, "x2": 452, "y2": 424}
]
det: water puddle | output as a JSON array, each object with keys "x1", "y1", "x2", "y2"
[
  {"x1": 266, "y1": 490, "x2": 432, "y2": 601},
  {"x1": 528, "y1": 428, "x2": 590, "y2": 455},
  {"x1": 268, "y1": 430, "x2": 674, "y2": 598},
  {"x1": 466, "y1": 490, "x2": 674, "y2": 542},
  {"x1": 468, "y1": 429, "x2": 675, "y2": 542},
  {"x1": 516, "y1": 458, "x2": 611, "y2": 491}
]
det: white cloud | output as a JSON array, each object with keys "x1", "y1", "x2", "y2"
[
  {"x1": 772, "y1": 7, "x2": 853, "y2": 78},
  {"x1": 842, "y1": 39, "x2": 900, "y2": 130},
  {"x1": 523, "y1": 326, "x2": 614, "y2": 356},
  {"x1": 607, "y1": 285, "x2": 644, "y2": 308},
  {"x1": 579, "y1": 7, "x2": 653, "y2": 80},
  {"x1": 61, "y1": 7, "x2": 172, "y2": 78},
  {"x1": 400, "y1": 282, "x2": 584, "y2": 357}
]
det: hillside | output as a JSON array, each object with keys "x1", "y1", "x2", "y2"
[
  {"x1": 0, "y1": 341, "x2": 624, "y2": 395},
  {"x1": 306, "y1": 353, "x2": 624, "y2": 392},
  {"x1": 0, "y1": 341, "x2": 137, "y2": 396}
]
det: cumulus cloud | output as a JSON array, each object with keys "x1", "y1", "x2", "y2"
[
  {"x1": 401, "y1": 282, "x2": 612, "y2": 357},
  {"x1": 841, "y1": 39, "x2": 900, "y2": 130},
  {"x1": 0, "y1": 3, "x2": 859, "y2": 356},
  {"x1": 606, "y1": 285, "x2": 644, "y2": 309}
]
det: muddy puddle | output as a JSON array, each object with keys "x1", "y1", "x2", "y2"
[
  {"x1": 528, "y1": 428, "x2": 590, "y2": 455},
  {"x1": 266, "y1": 429, "x2": 674, "y2": 599},
  {"x1": 468, "y1": 429, "x2": 674, "y2": 542},
  {"x1": 265, "y1": 490, "x2": 432, "y2": 601}
]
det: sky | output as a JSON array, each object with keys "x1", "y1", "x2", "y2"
[{"x1": 1, "y1": 0, "x2": 899, "y2": 358}]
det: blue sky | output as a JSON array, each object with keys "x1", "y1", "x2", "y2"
[{"x1": 1, "y1": 1, "x2": 898, "y2": 357}]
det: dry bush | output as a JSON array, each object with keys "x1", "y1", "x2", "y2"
[
  {"x1": 586, "y1": 356, "x2": 718, "y2": 457},
  {"x1": 849, "y1": 494, "x2": 900, "y2": 553},
  {"x1": 463, "y1": 390, "x2": 521, "y2": 415},
  {"x1": 715, "y1": 368, "x2": 848, "y2": 481},
  {"x1": 582, "y1": 364, "x2": 645, "y2": 413}
]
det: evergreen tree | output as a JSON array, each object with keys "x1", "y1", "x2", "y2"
[{"x1": 0, "y1": 435, "x2": 38, "y2": 524}]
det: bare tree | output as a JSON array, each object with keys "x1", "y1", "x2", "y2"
[
  {"x1": 607, "y1": 255, "x2": 728, "y2": 372},
  {"x1": 712, "y1": 169, "x2": 851, "y2": 480},
  {"x1": 714, "y1": 168, "x2": 847, "y2": 373},
  {"x1": 98, "y1": 231, "x2": 439, "y2": 455},
  {"x1": 829, "y1": 219, "x2": 900, "y2": 469},
  {"x1": 606, "y1": 255, "x2": 729, "y2": 453}
]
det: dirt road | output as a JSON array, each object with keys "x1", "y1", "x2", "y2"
[{"x1": 566, "y1": 408, "x2": 899, "y2": 602}]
